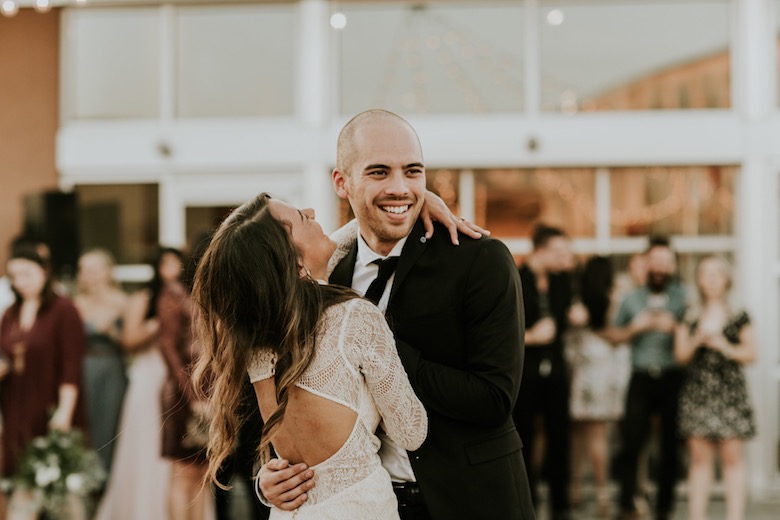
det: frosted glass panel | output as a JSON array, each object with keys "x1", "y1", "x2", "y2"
[
  {"x1": 176, "y1": 5, "x2": 296, "y2": 118},
  {"x1": 338, "y1": 2, "x2": 524, "y2": 115},
  {"x1": 541, "y1": 0, "x2": 731, "y2": 112},
  {"x1": 69, "y1": 9, "x2": 160, "y2": 119}
]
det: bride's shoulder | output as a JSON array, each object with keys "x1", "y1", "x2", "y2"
[{"x1": 325, "y1": 297, "x2": 380, "y2": 320}]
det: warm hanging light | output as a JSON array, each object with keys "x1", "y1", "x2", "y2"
[
  {"x1": 0, "y1": 0, "x2": 18, "y2": 17},
  {"x1": 33, "y1": 0, "x2": 51, "y2": 13}
]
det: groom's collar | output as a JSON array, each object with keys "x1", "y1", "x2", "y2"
[{"x1": 356, "y1": 229, "x2": 408, "y2": 267}]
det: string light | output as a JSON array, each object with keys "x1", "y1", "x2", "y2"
[
  {"x1": 1, "y1": 0, "x2": 18, "y2": 17},
  {"x1": 0, "y1": 0, "x2": 88, "y2": 16},
  {"x1": 33, "y1": 0, "x2": 51, "y2": 13},
  {"x1": 330, "y1": 12, "x2": 347, "y2": 30}
]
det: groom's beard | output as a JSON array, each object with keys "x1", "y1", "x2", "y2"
[{"x1": 647, "y1": 271, "x2": 671, "y2": 293}]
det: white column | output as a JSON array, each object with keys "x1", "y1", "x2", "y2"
[
  {"x1": 298, "y1": 0, "x2": 338, "y2": 231},
  {"x1": 158, "y1": 174, "x2": 186, "y2": 249},
  {"x1": 459, "y1": 170, "x2": 475, "y2": 221},
  {"x1": 734, "y1": 0, "x2": 777, "y2": 496},
  {"x1": 156, "y1": 5, "x2": 182, "y2": 248}
]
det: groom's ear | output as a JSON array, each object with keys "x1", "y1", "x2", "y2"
[{"x1": 332, "y1": 168, "x2": 349, "y2": 200}]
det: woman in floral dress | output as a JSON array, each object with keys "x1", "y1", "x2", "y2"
[{"x1": 675, "y1": 255, "x2": 756, "y2": 520}]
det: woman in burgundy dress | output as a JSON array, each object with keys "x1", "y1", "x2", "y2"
[
  {"x1": 154, "y1": 248, "x2": 209, "y2": 520},
  {"x1": 0, "y1": 247, "x2": 85, "y2": 514}
]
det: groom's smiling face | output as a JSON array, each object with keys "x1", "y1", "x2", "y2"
[{"x1": 334, "y1": 117, "x2": 426, "y2": 256}]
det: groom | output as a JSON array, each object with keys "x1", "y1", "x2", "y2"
[{"x1": 260, "y1": 109, "x2": 534, "y2": 520}]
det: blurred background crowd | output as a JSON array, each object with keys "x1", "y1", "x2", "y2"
[{"x1": 1, "y1": 0, "x2": 780, "y2": 519}]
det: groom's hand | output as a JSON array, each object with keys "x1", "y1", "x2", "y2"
[{"x1": 258, "y1": 458, "x2": 315, "y2": 511}]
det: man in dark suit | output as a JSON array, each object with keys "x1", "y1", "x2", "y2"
[
  {"x1": 514, "y1": 224, "x2": 574, "y2": 520},
  {"x1": 259, "y1": 109, "x2": 534, "y2": 520}
]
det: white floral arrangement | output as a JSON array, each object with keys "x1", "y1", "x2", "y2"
[{"x1": 1, "y1": 429, "x2": 106, "y2": 518}]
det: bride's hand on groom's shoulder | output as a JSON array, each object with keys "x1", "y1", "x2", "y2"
[
  {"x1": 258, "y1": 458, "x2": 316, "y2": 511},
  {"x1": 422, "y1": 190, "x2": 489, "y2": 245}
]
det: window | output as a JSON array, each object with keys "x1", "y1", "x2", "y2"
[
  {"x1": 338, "y1": 2, "x2": 524, "y2": 114},
  {"x1": 66, "y1": 9, "x2": 160, "y2": 119},
  {"x1": 176, "y1": 5, "x2": 296, "y2": 117},
  {"x1": 474, "y1": 168, "x2": 596, "y2": 237},
  {"x1": 75, "y1": 184, "x2": 159, "y2": 265},
  {"x1": 541, "y1": 0, "x2": 731, "y2": 112},
  {"x1": 610, "y1": 166, "x2": 736, "y2": 237}
]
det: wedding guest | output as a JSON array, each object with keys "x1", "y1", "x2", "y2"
[
  {"x1": 612, "y1": 251, "x2": 653, "y2": 515},
  {"x1": 156, "y1": 247, "x2": 210, "y2": 520},
  {"x1": 74, "y1": 249, "x2": 128, "y2": 475},
  {"x1": 95, "y1": 249, "x2": 172, "y2": 520},
  {"x1": 0, "y1": 246, "x2": 86, "y2": 516},
  {"x1": 675, "y1": 255, "x2": 756, "y2": 520},
  {"x1": 565, "y1": 256, "x2": 629, "y2": 518},
  {"x1": 514, "y1": 223, "x2": 573, "y2": 520},
  {"x1": 607, "y1": 237, "x2": 687, "y2": 520}
]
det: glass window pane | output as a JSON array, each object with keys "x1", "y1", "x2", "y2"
[
  {"x1": 176, "y1": 5, "x2": 296, "y2": 118},
  {"x1": 610, "y1": 166, "x2": 737, "y2": 237},
  {"x1": 474, "y1": 168, "x2": 596, "y2": 237},
  {"x1": 426, "y1": 169, "x2": 461, "y2": 213},
  {"x1": 338, "y1": 2, "x2": 524, "y2": 115},
  {"x1": 68, "y1": 8, "x2": 160, "y2": 119},
  {"x1": 541, "y1": 0, "x2": 731, "y2": 112},
  {"x1": 185, "y1": 206, "x2": 232, "y2": 248},
  {"x1": 75, "y1": 184, "x2": 159, "y2": 265}
]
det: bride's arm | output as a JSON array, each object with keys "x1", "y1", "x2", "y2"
[{"x1": 348, "y1": 300, "x2": 428, "y2": 450}]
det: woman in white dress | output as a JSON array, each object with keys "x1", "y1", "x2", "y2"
[{"x1": 192, "y1": 193, "x2": 428, "y2": 520}]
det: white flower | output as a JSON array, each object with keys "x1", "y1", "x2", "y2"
[
  {"x1": 65, "y1": 473, "x2": 85, "y2": 493},
  {"x1": 34, "y1": 466, "x2": 61, "y2": 487},
  {"x1": 32, "y1": 438, "x2": 47, "y2": 449},
  {"x1": 0, "y1": 479, "x2": 12, "y2": 493}
]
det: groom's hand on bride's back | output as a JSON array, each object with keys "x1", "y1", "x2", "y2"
[{"x1": 258, "y1": 458, "x2": 315, "y2": 511}]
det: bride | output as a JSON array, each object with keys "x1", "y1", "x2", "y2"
[{"x1": 191, "y1": 193, "x2": 428, "y2": 519}]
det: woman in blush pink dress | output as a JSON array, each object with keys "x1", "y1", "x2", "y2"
[{"x1": 94, "y1": 249, "x2": 173, "y2": 520}]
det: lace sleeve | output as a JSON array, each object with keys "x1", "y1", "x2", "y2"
[
  {"x1": 247, "y1": 348, "x2": 276, "y2": 383},
  {"x1": 327, "y1": 219, "x2": 358, "y2": 276},
  {"x1": 343, "y1": 299, "x2": 428, "y2": 450}
]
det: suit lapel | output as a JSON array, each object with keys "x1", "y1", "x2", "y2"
[
  {"x1": 388, "y1": 219, "x2": 428, "y2": 303},
  {"x1": 329, "y1": 241, "x2": 358, "y2": 287}
]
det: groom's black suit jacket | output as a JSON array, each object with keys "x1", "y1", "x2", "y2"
[{"x1": 330, "y1": 219, "x2": 535, "y2": 520}]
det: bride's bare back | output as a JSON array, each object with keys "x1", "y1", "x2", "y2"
[
  {"x1": 247, "y1": 299, "x2": 427, "y2": 479},
  {"x1": 254, "y1": 379, "x2": 358, "y2": 466}
]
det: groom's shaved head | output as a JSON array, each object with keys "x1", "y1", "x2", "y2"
[{"x1": 336, "y1": 109, "x2": 421, "y2": 176}]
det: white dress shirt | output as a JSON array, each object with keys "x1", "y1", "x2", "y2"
[{"x1": 352, "y1": 231, "x2": 417, "y2": 483}]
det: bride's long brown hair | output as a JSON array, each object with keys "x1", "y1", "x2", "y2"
[{"x1": 191, "y1": 193, "x2": 355, "y2": 489}]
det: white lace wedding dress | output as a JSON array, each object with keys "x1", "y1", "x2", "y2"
[{"x1": 248, "y1": 298, "x2": 427, "y2": 520}]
